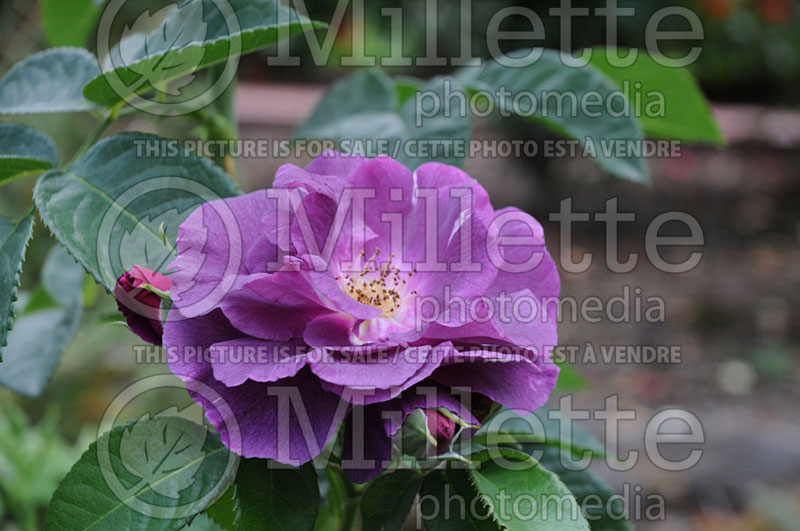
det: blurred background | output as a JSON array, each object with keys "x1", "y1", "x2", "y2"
[{"x1": 1, "y1": 0, "x2": 799, "y2": 529}]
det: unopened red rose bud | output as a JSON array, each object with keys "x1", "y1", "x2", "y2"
[
  {"x1": 425, "y1": 409, "x2": 457, "y2": 451},
  {"x1": 114, "y1": 265, "x2": 171, "y2": 345}
]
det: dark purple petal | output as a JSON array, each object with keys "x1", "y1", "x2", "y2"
[
  {"x1": 349, "y1": 155, "x2": 415, "y2": 255},
  {"x1": 309, "y1": 344, "x2": 435, "y2": 390},
  {"x1": 410, "y1": 208, "x2": 498, "y2": 313},
  {"x1": 209, "y1": 338, "x2": 309, "y2": 387},
  {"x1": 341, "y1": 404, "x2": 393, "y2": 484},
  {"x1": 219, "y1": 272, "x2": 324, "y2": 341},
  {"x1": 164, "y1": 310, "x2": 348, "y2": 464},
  {"x1": 163, "y1": 309, "x2": 246, "y2": 379},
  {"x1": 189, "y1": 367, "x2": 349, "y2": 464},
  {"x1": 318, "y1": 343, "x2": 448, "y2": 405},
  {"x1": 431, "y1": 349, "x2": 559, "y2": 415}
]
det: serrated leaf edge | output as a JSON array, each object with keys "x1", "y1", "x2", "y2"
[
  {"x1": 33, "y1": 131, "x2": 241, "y2": 294},
  {"x1": 45, "y1": 416, "x2": 234, "y2": 530},
  {"x1": 468, "y1": 449, "x2": 591, "y2": 530},
  {"x1": 0, "y1": 213, "x2": 35, "y2": 360}
]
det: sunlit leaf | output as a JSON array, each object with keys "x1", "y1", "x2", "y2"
[
  {"x1": 589, "y1": 47, "x2": 723, "y2": 145},
  {"x1": 0, "y1": 48, "x2": 100, "y2": 114}
]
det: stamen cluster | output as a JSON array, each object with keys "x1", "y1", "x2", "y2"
[{"x1": 337, "y1": 249, "x2": 416, "y2": 316}]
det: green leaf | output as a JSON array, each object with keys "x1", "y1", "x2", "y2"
[
  {"x1": 235, "y1": 459, "x2": 320, "y2": 531},
  {"x1": 473, "y1": 407, "x2": 605, "y2": 459},
  {"x1": 42, "y1": 0, "x2": 102, "y2": 47},
  {"x1": 554, "y1": 363, "x2": 588, "y2": 392},
  {"x1": 418, "y1": 468, "x2": 499, "y2": 531},
  {"x1": 295, "y1": 68, "x2": 471, "y2": 169},
  {"x1": 525, "y1": 445, "x2": 631, "y2": 531},
  {"x1": 0, "y1": 245, "x2": 84, "y2": 396},
  {"x1": 361, "y1": 470, "x2": 422, "y2": 531},
  {"x1": 82, "y1": 274, "x2": 99, "y2": 307},
  {"x1": 0, "y1": 48, "x2": 100, "y2": 114},
  {"x1": 589, "y1": 48, "x2": 723, "y2": 145},
  {"x1": 460, "y1": 50, "x2": 648, "y2": 183},
  {"x1": 83, "y1": 0, "x2": 324, "y2": 107},
  {"x1": 22, "y1": 284, "x2": 59, "y2": 314},
  {"x1": 394, "y1": 77, "x2": 420, "y2": 106},
  {"x1": 0, "y1": 123, "x2": 58, "y2": 185},
  {"x1": 468, "y1": 449, "x2": 590, "y2": 530},
  {"x1": 121, "y1": 415, "x2": 210, "y2": 498},
  {"x1": 296, "y1": 68, "x2": 397, "y2": 143},
  {"x1": 0, "y1": 213, "x2": 34, "y2": 361},
  {"x1": 204, "y1": 485, "x2": 238, "y2": 530},
  {"x1": 42, "y1": 244, "x2": 88, "y2": 307},
  {"x1": 45, "y1": 416, "x2": 237, "y2": 530},
  {"x1": 313, "y1": 507, "x2": 337, "y2": 531},
  {"x1": 34, "y1": 132, "x2": 241, "y2": 293},
  {"x1": 184, "y1": 514, "x2": 224, "y2": 531},
  {"x1": 319, "y1": 467, "x2": 347, "y2": 529}
]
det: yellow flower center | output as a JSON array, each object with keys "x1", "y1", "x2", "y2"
[{"x1": 337, "y1": 248, "x2": 416, "y2": 317}]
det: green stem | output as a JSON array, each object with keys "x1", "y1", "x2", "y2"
[
  {"x1": 191, "y1": 108, "x2": 238, "y2": 143},
  {"x1": 67, "y1": 106, "x2": 120, "y2": 165},
  {"x1": 338, "y1": 498, "x2": 359, "y2": 531},
  {"x1": 325, "y1": 466, "x2": 347, "y2": 522},
  {"x1": 205, "y1": 63, "x2": 239, "y2": 177},
  {"x1": 211, "y1": 66, "x2": 238, "y2": 139},
  {"x1": 109, "y1": 66, "x2": 241, "y2": 176},
  {"x1": 9, "y1": 499, "x2": 37, "y2": 531},
  {"x1": 325, "y1": 464, "x2": 362, "y2": 531}
]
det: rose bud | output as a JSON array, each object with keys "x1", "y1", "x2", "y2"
[
  {"x1": 114, "y1": 265, "x2": 171, "y2": 345},
  {"x1": 425, "y1": 409, "x2": 457, "y2": 451}
]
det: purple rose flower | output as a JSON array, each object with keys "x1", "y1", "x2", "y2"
[
  {"x1": 163, "y1": 152, "x2": 560, "y2": 482},
  {"x1": 115, "y1": 265, "x2": 172, "y2": 345}
]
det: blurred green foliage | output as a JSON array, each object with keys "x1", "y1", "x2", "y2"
[
  {"x1": 0, "y1": 400, "x2": 91, "y2": 531},
  {"x1": 268, "y1": 0, "x2": 800, "y2": 104}
]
